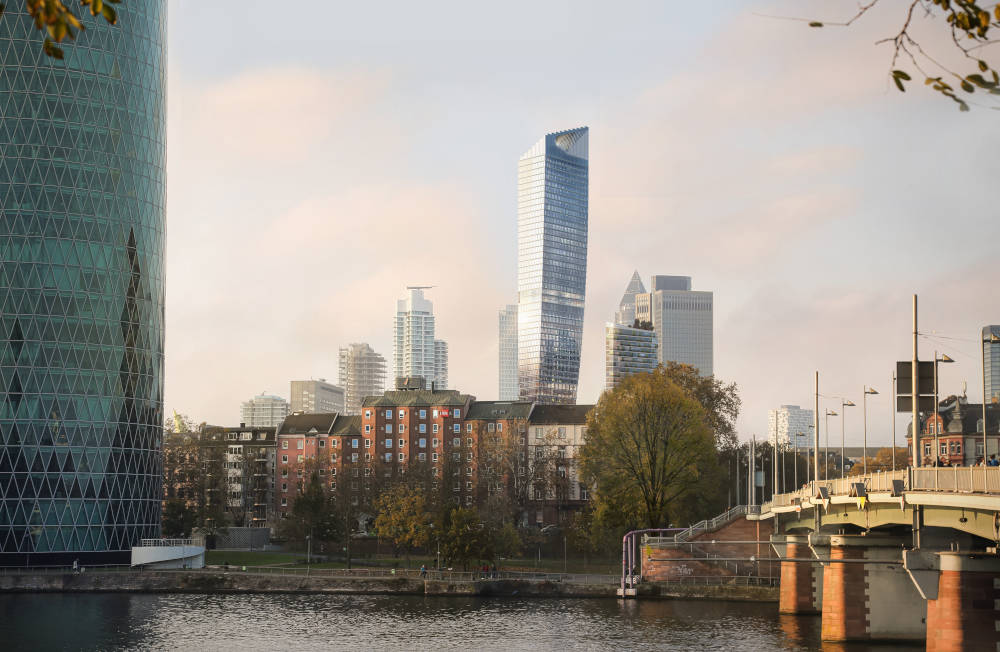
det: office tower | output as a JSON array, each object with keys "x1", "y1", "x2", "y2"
[
  {"x1": 498, "y1": 305, "x2": 519, "y2": 400},
  {"x1": 768, "y1": 405, "x2": 815, "y2": 449},
  {"x1": 290, "y1": 379, "x2": 345, "y2": 414},
  {"x1": 434, "y1": 340, "x2": 449, "y2": 391},
  {"x1": 605, "y1": 323, "x2": 658, "y2": 392},
  {"x1": 338, "y1": 343, "x2": 387, "y2": 415},
  {"x1": 985, "y1": 326, "x2": 1000, "y2": 405},
  {"x1": 517, "y1": 127, "x2": 589, "y2": 404},
  {"x1": 240, "y1": 394, "x2": 290, "y2": 428},
  {"x1": 615, "y1": 271, "x2": 647, "y2": 326},
  {"x1": 0, "y1": 5, "x2": 167, "y2": 565},
  {"x1": 394, "y1": 287, "x2": 447, "y2": 389},
  {"x1": 636, "y1": 275, "x2": 714, "y2": 376}
]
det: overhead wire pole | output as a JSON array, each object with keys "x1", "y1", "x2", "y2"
[
  {"x1": 912, "y1": 295, "x2": 920, "y2": 469},
  {"x1": 813, "y1": 371, "x2": 820, "y2": 531},
  {"x1": 891, "y1": 370, "x2": 896, "y2": 472}
]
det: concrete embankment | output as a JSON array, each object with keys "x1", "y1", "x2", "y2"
[{"x1": 0, "y1": 571, "x2": 777, "y2": 602}]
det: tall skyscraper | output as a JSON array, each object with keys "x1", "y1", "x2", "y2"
[
  {"x1": 290, "y1": 380, "x2": 345, "y2": 414},
  {"x1": 338, "y1": 343, "x2": 387, "y2": 415},
  {"x1": 605, "y1": 322, "x2": 658, "y2": 392},
  {"x1": 0, "y1": 5, "x2": 167, "y2": 565},
  {"x1": 636, "y1": 275, "x2": 714, "y2": 376},
  {"x1": 240, "y1": 394, "x2": 290, "y2": 428},
  {"x1": 985, "y1": 326, "x2": 1000, "y2": 406},
  {"x1": 517, "y1": 127, "x2": 589, "y2": 404},
  {"x1": 394, "y1": 287, "x2": 447, "y2": 389},
  {"x1": 768, "y1": 405, "x2": 815, "y2": 449},
  {"x1": 615, "y1": 271, "x2": 647, "y2": 326},
  {"x1": 498, "y1": 305, "x2": 519, "y2": 400}
]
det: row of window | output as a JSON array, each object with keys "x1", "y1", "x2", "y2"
[{"x1": 365, "y1": 408, "x2": 463, "y2": 420}]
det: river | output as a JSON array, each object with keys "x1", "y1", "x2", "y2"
[{"x1": 0, "y1": 593, "x2": 923, "y2": 650}]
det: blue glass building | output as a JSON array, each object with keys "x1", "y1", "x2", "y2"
[
  {"x1": 517, "y1": 128, "x2": 589, "y2": 404},
  {"x1": 0, "y1": 4, "x2": 166, "y2": 565}
]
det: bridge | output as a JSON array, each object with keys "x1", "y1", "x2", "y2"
[{"x1": 752, "y1": 466, "x2": 1000, "y2": 649}]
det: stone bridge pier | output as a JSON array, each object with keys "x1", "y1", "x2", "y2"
[
  {"x1": 776, "y1": 534, "x2": 822, "y2": 614},
  {"x1": 918, "y1": 552, "x2": 1000, "y2": 652}
]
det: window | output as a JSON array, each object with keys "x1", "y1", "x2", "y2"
[
  {"x1": 295, "y1": 440, "x2": 303, "y2": 449},
  {"x1": 281, "y1": 469, "x2": 288, "y2": 477},
  {"x1": 924, "y1": 443, "x2": 932, "y2": 456},
  {"x1": 398, "y1": 453, "x2": 405, "y2": 462},
  {"x1": 418, "y1": 452, "x2": 426, "y2": 461},
  {"x1": 351, "y1": 453, "x2": 358, "y2": 463},
  {"x1": 456, "y1": 409, "x2": 464, "y2": 418},
  {"x1": 331, "y1": 468, "x2": 336, "y2": 476},
  {"x1": 419, "y1": 438, "x2": 426, "y2": 448},
  {"x1": 282, "y1": 440, "x2": 289, "y2": 449},
  {"x1": 453, "y1": 452, "x2": 460, "y2": 461},
  {"x1": 365, "y1": 467, "x2": 373, "y2": 477},
  {"x1": 535, "y1": 428, "x2": 543, "y2": 440},
  {"x1": 331, "y1": 481, "x2": 336, "y2": 489},
  {"x1": 297, "y1": 454, "x2": 304, "y2": 463},
  {"x1": 466, "y1": 467, "x2": 472, "y2": 476},
  {"x1": 433, "y1": 409, "x2": 439, "y2": 418},
  {"x1": 281, "y1": 482, "x2": 287, "y2": 491},
  {"x1": 558, "y1": 446, "x2": 566, "y2": 459},
  {"x1": 466, "y1": 423, "x2": 472, "y2": 433},
  {"x1": 352, "y1": 439, "x2": 359, "y2": 448},
  {"x1": 453, "y1": 482, "x2": 460, "y2": 492},
  {"x1": 331, "y1": 438, "x2": 338, "y2": 447},
  {"x1": 365, "y1": 424, "x2": 371, "y2": 434},
  {"x1": 385, "y1": 409, "x2": 393, "y2": 419},
  {"x1": 365, "y1": 410, "x2": 371, "y2": 419},
  {"x1": 432, "y1": 467, "x2": 439, "y2": 476},
  {"x1": 365, "y1": 453, "x2": 372, "y2": 462},
  {"x1": 466, "y1": 437, "x2": 473, "y2": 446},
  {"x1": 420, "y1": 409, "x2": 427, "y2": 419},
  {"x1": 433, "y1": 424, "x2": 439, "y2": 433},
  {"x1": 399, "y1": 439, "x2": 405, "y2": 448},
  {"x1": 398, "y1": 410, "x2": 405, "y2": 419},
  {"x1": 453, "y1": 438, "x2": 461, "y2": 447},
  {"x1": 419, "y1": 424, "x2": 426, "y2": 434},
  {"x1": 940, "y1": 443, "x2": 948, "y2": 455},
  {"x1": 386, "y1": 438, "x2": 393, "y2": 449},
  {"x1": 331, "y1": 453, "x2": 337, "y2": 462},
  {"x1": 281, "y1": 455, "x2": 288, "y2": 463},
  {"x1": 466, "y1": 481, "x2": 472, "y2": 489},
  {"x1": 467, "y1": 452, "x2": 473, "y2": 461},
  {"x1": 557, "y1": 466, "x2": 566, "y2": 478},
  {"x1": 281, "y1": 497, "x2": 287, "y2": 506},
  {"x1": 365, "y1": 439, "x2": 372, "y2": 448},
  {"x1": 399, "y1": 424, "x2": 406, "y2": 433},
  {"x1": 488, "y1": 423, "x2": 495, "y2": 433},
  {"x1": 318, "y1": 468, "x2": 326, "y2": 476},
  {"x1": 558, "y1": 427, "x2": 566, "y2": 439},
  {"x1": 453, "y1": 424, "x2": 460, "y2": 433},
  {"x1": 319, "y1": 439, "x2": 326, "y2": 448},
  {"x1": 432, "y1": 452, "x2": 439, "y2": 462},
  {"x1": 580, "y1": 484, "x2": 589, "y2": 500},
  {"x1": 297, "y1": 469, "x2": 303, "y2": 478},
  {"x1": 497, "y1": 422, "x2": 503, "y2": 432},
  {"x1": 386, "y1": 424, "x2": 393, "y2": 434},
  {"x1": 432, "y1": 438, "x2": 439, "y2": 447},
  {"x1": 352, "y1": 469, "x2": 359, "y2": 477},
  {"x1": 385, "y1": 453, "x2": 392, "y2": 462},
  {"x1": 581, "y1": 427, "x2": 587, "y2": 439}
]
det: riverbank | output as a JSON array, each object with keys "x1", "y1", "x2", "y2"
[{"x1": 0, "y1": 570, "x2": 777, "y2": 602}]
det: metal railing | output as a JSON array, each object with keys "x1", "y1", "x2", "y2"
[
  {"x1": 911, "y1": 466, "x2": 1000, "y2": 493},
  {"x1": 669, "y1": 505, "x2": 747, "y2": 544},
  {"x1": 139, "y1": 538, "x2": 198, "y2": 547},
  {"x1": 651, "y1": 575, "x2": 778, "y2": 587}
]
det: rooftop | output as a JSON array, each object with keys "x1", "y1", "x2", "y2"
[
  {"x1": 528, "y1": 404, "x2": 593, "y2": 425},
  {"x1": 277, "y1": 413, "x2": 338, "y2": 435},
  {"x1": 466, "y1": 401, "x2": 534, "y2": 420},
  {"x1": 363, "y1": 389, "x2": 473, "y2": 408}
]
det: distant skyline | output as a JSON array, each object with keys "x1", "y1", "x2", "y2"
[{"x1": 164, "y1": 0, "x2": 1000, "y2": 447}]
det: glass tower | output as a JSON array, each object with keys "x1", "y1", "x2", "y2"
[
  {"x1": 517, "y1": 127, "x2": 589, "y2": 404},
  {"x1": 0, "y1": 5, "x2": 167, "y2": 565},
  {"x1": 498, "y1": 304, "x2": 518, "y2": 400}
]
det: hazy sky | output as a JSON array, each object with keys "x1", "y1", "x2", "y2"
[{"x1": 164, "y1": 1, "x2": 999, "y2": 447}]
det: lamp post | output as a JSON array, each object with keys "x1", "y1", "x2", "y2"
[
  {"x1": 840, "y1": 399, "x2": 855, "y2": 477},
  {"x1": 933, "y1": 352, "x2": 954, "y2": 467},
  {"x1": 891, "y1": 371, "x2": 897, "y2": 472},
  {"x1": 825, "y1": 409, "x2": 838, "y2": 480},
  {"x1": 862, "y1": 389, "x2": 877, "y2": 475}
]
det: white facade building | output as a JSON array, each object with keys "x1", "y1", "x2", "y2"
[
  {"x1": 498, "y1": 304, "x2": 519, "y2": 400},
  {"x1": 240, "y1": 393, "x2": 289, "y2": 428},
  {"x1": 290, "y1": 379, "x2": 345, "y2": 414},
  {"x1": 338, "y1": 343, "x2": 387, "y2": 415},
  {"x1": 394, "y1": 287, "x2": 447, "y2": 389},
  {"x1": 768, "y1": 404, "x2": 815, "y2": 449},
  {"x1": 604, "y1": 322, "x2": 658, "y2": 392},
  {"x1": 636, "y1": 275, "x2": 713, "y2": 376}
]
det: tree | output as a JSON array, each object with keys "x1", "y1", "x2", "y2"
[
  {"x1": 373, "y1": 483, "x2": 432, "y2": 566},
  {"x1": 796, "y1": 1, "x2": 1000, "y2": 110},
  {"x1": 579, "y1": 371, "x2": 720, "y2": 530},
  {"x1": 438, "y1": 507, "x2": 492, "y2": 571},
  {"x1": 848, "y1": 447, "x2": 909, "y2": 475},
  {"x1": 162, "y1": 499, "x2": 197, "y2": 538},
  {"x1": 657, "y1": 363, "x2": 741, "y2": 450},
  {"x1": 4, "y1": 0, "x2": 121, "y2": 60},
  {"x1": 278, "y1": 466, "x2": 339, "y2": 556}
]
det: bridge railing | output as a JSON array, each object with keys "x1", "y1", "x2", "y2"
[
  {"x1": 671, "y1": 504, "x2": 747, "y2": 543},
  {"x1": 911, "y1": 466, "x2": 1000, "y2": 493}
]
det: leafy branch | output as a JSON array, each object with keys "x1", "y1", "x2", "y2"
[{"x1": 0, "y1": 0, "x2": 121, "y2": 60}]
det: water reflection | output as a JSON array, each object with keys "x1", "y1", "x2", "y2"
[{"x1": 0, "y1": 594, "x2": 925, "y2": 651}]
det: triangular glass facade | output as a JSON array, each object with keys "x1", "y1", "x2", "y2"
[{"x1": 0, "y1": 4, "x2": 166, "y2": 564}]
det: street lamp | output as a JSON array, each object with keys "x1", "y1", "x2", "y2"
[
  {"x1": 862, "y1": 390, "x2": 877, "y2": 474},
  {"x1": 825, "y1": 409, "x2": 838, "y2": 480},
  {"x1": 981, "y1": 330, "x2": 1000, "y2": 479},
  {"x1": 933, "y1": 352, "x2": 954, "y2": 467},
  {"x1": 840, "y1": 400, "x2": 855, "y2": 478}
]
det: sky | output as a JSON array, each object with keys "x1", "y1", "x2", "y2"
[{"x1": 164, "y1": 0, "x2": 1000, "y2": 448}]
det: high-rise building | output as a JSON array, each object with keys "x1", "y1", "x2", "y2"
[
  {"x1": 394, "y1": 287, "x2": 447, "y2": 389},
  {"x1": 434, "y1": 340, "x2": 449, "y2": 391},
  {"x1": 605, "y1": 323, "x2": 658, "y2": 392},
  {"x1": 498, "y1": 305, "x2": 519, "y2": 400},
  {"x1": 615, "y1": 271, "x2": 647, "y2": 326},
  {"x1": 240, "y1": 394, "x2": 290, "y2": 428},
  {"x1": 338, "y1": 343, "x2": 387, "y2": 415},
  {"x1": 985, "y1": 326, "x2": 1000, "y2": 406},
  {"x1": 290, "y1": 379, "x2": 345, "y2": 414},
  {"x1": 768, "y1": 405, "x2": 815, "y2": 449},
  {"x1": 636, "y1": 275, "x2": 713, "y2": 376},
  {"x1": 517, "y1": 127, "x2": 589, "y2": 404},
  {"x1": 0, "y1": 5, "x2": 167, "y2": 565}
]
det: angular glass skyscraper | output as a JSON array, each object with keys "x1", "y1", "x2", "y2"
[
  {"x1": 517, "y1": 128, "x2": 589, "y2": 404},
  {"x1": 0, "y1": 5, "x2": 167, "y2": 565}
]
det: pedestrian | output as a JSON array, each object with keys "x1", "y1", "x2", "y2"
[
  {"x1": 420, "y1": 564, "x2": 427, "y2": 578},
  {"x1": 989, "y1": 454, "x2": 999, "y2": 467},
  {"x1": 72, "y1": 558, "x2": 79, "y2": 573}
]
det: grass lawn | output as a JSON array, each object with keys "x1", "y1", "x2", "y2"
[{"x1": 204, "y1": 551, "x2": 305, "y2": 567}]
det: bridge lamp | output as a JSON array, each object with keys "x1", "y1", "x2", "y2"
[
  {"x1": 982, "y1": 332, "x2": 1000, "y2": 484},
  {"x1": 862, "y1": 390, "x2": 877, "y2": 475},
  {"x1": 933, "y1": 353, "x2": 954, "y2": 469},
  {"x1": 825, "y1": 409, "x2": 838, "y2": 480},
  {"x1": 840, "y1": 400, "x2": 855, "y2": 478}
]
